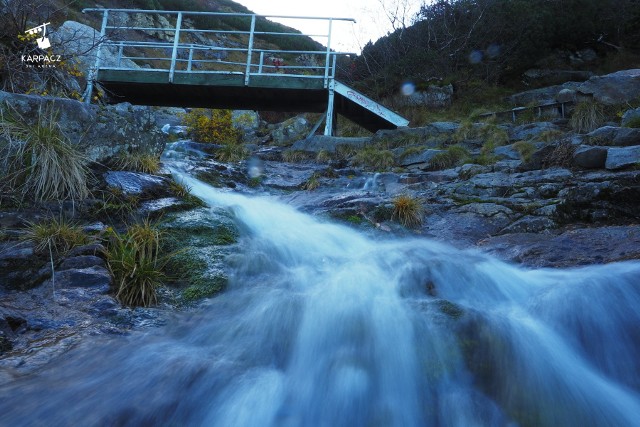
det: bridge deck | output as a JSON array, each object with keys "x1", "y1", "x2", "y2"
[{"x1": 84, "y1": 8, "x2": 409, "y2": 134}]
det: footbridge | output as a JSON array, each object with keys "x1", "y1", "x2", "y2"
[{"x1": 82, "y1": 8, "x2": 409, "y2": 135}]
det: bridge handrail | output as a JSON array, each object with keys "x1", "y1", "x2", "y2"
[{"x1": 82, "y1": 8, "x2": 356, "y2": 102}]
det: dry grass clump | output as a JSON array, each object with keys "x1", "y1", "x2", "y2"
[
  {"x1": 316, "y1": 149, "x2": 332, "y2": 163},
  {"x1": 542, "y1": 141, "x2": 576, "y2": 168},
  {"x1": 512, "y1": 141, "x2": 536, "y2": 163},
  {"x1": 24, "y1": 217, "x2": 90, "y2": 255},
  {"x1": 0, "y1": 105, "x2": 89, "y2": 203},
  {"x1": 392, "y1": 194, "x2": 424, "y2": 228},
  {"x1": 571, "y1": 100, "x2": 605, "y2": 133},
  {"x1": 115, "y1": 151, "x2": 161, "y2": 174}
]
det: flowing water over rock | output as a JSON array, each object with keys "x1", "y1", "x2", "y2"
[{"x1": 1, "y1": 153, "x2": 640, "y2": 426}]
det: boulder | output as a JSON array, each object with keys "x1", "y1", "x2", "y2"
[
  {"x1": 573, "y1": 145, "x2": 607, "y2": 169},
  {"x1": 270, "y1": 116, "x2": 311, "y2": 146},
  {"x1": 291, "y1": 135, "x2": 370, "y2": 153},
  {"x1": 587, "y1": 126, "x2": 640, "y2": 146},
  {"x1": 556, "y1": 88, "x2": 578, "y2": 103},
  {"x1": 509, "y1": 122, "x2": 560, "y2": 141},
  {"x1": 605, "y1": 146, "x2": 640, "y2": 170},
  {"x1": 232, "y1": 110, "x2": 261, "y2": 142},
  {"x1": 501, "y1": 216, "x2": 556, "y2": 234},
  {"x1": 523, "y1": 69, "x2": 594, "y2": 86},
  {"x1": 577, "y1": 69, "x2": 640, "y2": 105},
  {"x1": 51, "y1": 21, "x2": 139, "y2": 79},
  {"x1": 0, "y1": 91, "x2": 165, "y2": 163}
]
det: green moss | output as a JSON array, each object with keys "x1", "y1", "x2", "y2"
[{"x1": 182, "y1": 276, "x2": 227, "y2": 301}]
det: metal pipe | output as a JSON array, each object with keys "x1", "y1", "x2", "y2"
[
  {"x1": 168, "y1": 12, "x2": 183, "y2": 83},
  {"x1": 323, "y1": 18, "x2": 333, "y2": 88},
  {"x1": 244, "y1": 15, "x2": 256, "y2": 86},
  {"x1": 187, "y1": 44, "x2": 194, "y2": 71},
  {"x1": 84, "y1": 9, "x2": 109, "y2": 103}
]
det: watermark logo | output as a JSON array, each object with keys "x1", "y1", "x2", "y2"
[
  {"x1": 26, "y1": 22, "x2": 51, "y2": 49},
  {"x1": 21, "y1": 22, "x2": 61, "y2": 68}
]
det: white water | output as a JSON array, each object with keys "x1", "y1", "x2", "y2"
[{"x1": 1, "y1": 159, "x2": 640, "y2": 426}]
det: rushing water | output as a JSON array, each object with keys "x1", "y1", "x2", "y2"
[{"x1": 1, "y1": 154, "x2": 640, "y2": 426}]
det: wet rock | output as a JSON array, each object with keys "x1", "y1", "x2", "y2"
[
  {"x1": 605, "y1": 146, "x2": 640, "y2": 170},
  {"x1": 262, "y1": 162, "x2": 323, "y2": 190},
  {"x1": 577, "y1": 69, "x2": 640, "y2": 105},
  {"x1": 58, "y1": 256, "x2": 106, "y2": 271},
  {"x1": 52, "y1": 266, "x2": 112, "y2": 291},
  {"x1": 479, "y1": 225, "x2": 640, "y2": 267},
  {"x1": 291, "y1": 135, "x2": 370, "y2": 153},
  {"x1": 104, "y1": 171, "x2": 171, "y2": 197},
  {"x1": 0, "y1": 242, "x2": 48, "y2": 290},
  {"x1": 455, "y1": 203, "x2": 514, "y2": 218},
  {"x1": 573, "y1": 145, "x2": 607, "y2": 169},
  {"x1": 138, "y1": 197, "x2": 187, "y2": 215},
  {"x1": 501, "y1": 216, "x2": 556, "y2": 234},
  {"x1": 588, "y1": 126, "x2": 640, "y2": 146}
]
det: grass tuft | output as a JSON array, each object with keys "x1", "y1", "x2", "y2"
[
  {"x1": 571, "y1": 100, "x2": 605, "y2": 133},
  {"x1": 353, "y1": 147, "x2": 395, "y2": 171},
  {"x1": 24, "y1": 217, "x2": 90, "y2": 255},
  {"x1": 392, "y1": 194, "x2": 424, "y2": 228},
  {"x1": 430, "y1": 145, "x2": 470, "y2": 170},
  {"x1": 105, "y1": 220, "x2": 173, "y2": 307},
  {"x1": 282, "y1": 149, "x2": 311, "y2": 163},
  {"x1": 215, "y1": 143, "x2": 249, "y2": 163},
  {"x1": 115, "y1": 151, "x2": 161, "y2": 174},
  {"x1": 512, "y1": 141, "x2": 536, "y2": 163},
  {"x1": 0, "y1": 104, "x2": 89, "y2": 203}
]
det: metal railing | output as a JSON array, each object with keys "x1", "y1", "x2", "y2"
[{"x1": 82, "y1": 8, "x2": 355, "y2": 102}]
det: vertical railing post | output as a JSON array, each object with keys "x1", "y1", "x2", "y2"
[
  {"x1": 323, "y1": 18, "x2": 333, "y2": 88},
  {"x1": 168, "y1": 11, "x2": 183, "y2": 83},
  {"x1": 331, "y1": 54, "x2": 337, "y2": 78},
  {"x1": 244, "y1": 14, "x2": 256, "y2": 85},
  {"x1": 117, "y1": 41, "x2": 123, "y2": 68},
  {"x1": 84, "y1": 9, "x2": 109, "y2": 103},
  {"x1": 324, "y1": 80, "x2": 335, "y2": 136},
  {"x1": 258, "y1": 51, "x2": 264, "y2": 74},
  {"x1": 187, "y1": 44, "x2": 194, "y2": 72}
]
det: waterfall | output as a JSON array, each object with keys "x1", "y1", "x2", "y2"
[{"x1": 1, "y1": 158, "x2": 639, "y2": 426}]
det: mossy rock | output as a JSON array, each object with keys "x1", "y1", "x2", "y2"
[
  {"x1": 182, "y1": 275, "x2": 227, "y2": 302},
  {"x1": 161, "y1": 207, "x2": 239, "y2": 248}
]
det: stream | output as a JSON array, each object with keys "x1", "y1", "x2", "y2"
[{"x1": 1, "y1": 149, "x2": 639, "y2": 426}]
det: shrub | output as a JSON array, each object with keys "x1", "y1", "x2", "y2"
[
  {"x1": 392, "y1": 194, "x2": 424, "y2": 228},
  {"x1": 181, "y1": 108, "x2": 240, "y2": 144},
  {"x1": 24, "y1": 217, "x2": 90, "y2": 255},
  {"x1": 0, "y1": 105, "x2": 89, "y2": 203},
  {"x1": 105, "y1": 220, "x2": 172, "y2": 307},
  {"x1": 571, "y1": 100, "x2": 605, "y2": 133},
  {"x1": 353, "y1": 147, "x2": 395, "y2": 171},
  {"x1": 430, "y1": 145, "x2": 470, "y2": 170},
  {"x1": 114, "y1": 151, "x2": 161, "y2": 174}
]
